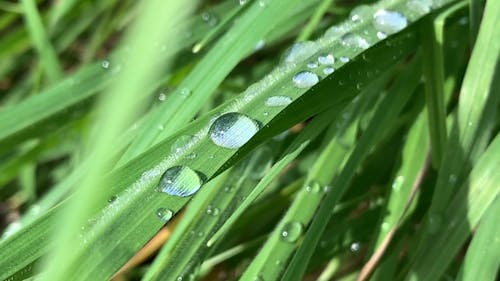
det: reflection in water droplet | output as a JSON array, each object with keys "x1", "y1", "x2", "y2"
[
  {"x1": 158, "y1": 166, "x2": 203, "y2": 197},
  {"x1": 156, "y1": 208, "x2": 174, "y2": 222},
  {"x1": 265, "y1": 96, "x2": 292, "y2": 107},
  {"x1": 280, "y1": 221, "x2": 304, "y2": 243},
  {"x1": 373, "y1": 10, "x2": 408, "y2": 35},
  {"x1": 209, "y1": 112, "x2": 260, "y2": 149},
  {"x1": 292, "y1": 71, "x2": 319, "y2": 88}
]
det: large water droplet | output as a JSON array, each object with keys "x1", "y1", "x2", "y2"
[
  {"x1": 373, "y1": 10, "x2": 408, "y2": 35},
  {"x1": 209, "y1": 112, "x2": 260, "y2": 149},
  {"x1": 341, "y1": 33, "x2": 370, "y2": 49},
  {"x1": 317, "y1": 54, "x2": 335, "y2": 65},
  {"x1": 156, "y1": 208, "x2": 174, "y2": 222},
  {"x1": 292, "y1": 71, "x2": 319, "y2": 88},
  {"x1": 265, "y1": 96, "x2": 292, "y2": 107},
  {"x1": 281, "y1": 41, "x2": 319, "y2": 64},
  {"x1": 324, "y1": 25, "x2": 346, "y2": 39},
  {"x1": 280, "y1": 221, "x2": 304, "y2": 243},
  {"x1": 158, "y1": 166, "x2": 203, "y2": 197}
]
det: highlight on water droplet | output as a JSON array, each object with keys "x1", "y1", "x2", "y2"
[
  {"x1": 209, "y1": 112, "x2": 260, "y2": 149},
  {"x1": 265, "y1": 96, "x2": 292, "y2": 107},
  {"x1": 377, "y1": 31, "x2": 388, "y2": 40},
  {"x1": 156, "y1": 208, "x2": 174, "y2": 222},
  {"x1": 292, "y1": 71, "x2": 319, "y2": 88},
  {"x1": 373, "y1": 9, "x2": 408, "y2": 35},
  {"x1": 158, "y1": 166, "x2": 203, "y2": 197},
  {"x1": 206, "y1": 205, "x2": 220, "y2": 216},
  {"x1": 101, "y1": 60, "x2": 110, "y2": 69},
  {"x1": 280, "y1": 221, "x2": 304, "y2": 243}
]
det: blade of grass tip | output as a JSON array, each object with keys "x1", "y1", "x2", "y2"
[
  {"x1": 405, "y1": 133, "x2": 500, "y2": 281},
  {"x1": 21, "y1": 0, "x2": 62, "y2": 83},
  {"x1": 120, "y1": 0, "x2": 306, "y2": 163},
  {"x1": 457, "y1": 197, "x2": 500, "y2": 281},
  {"x1": 282, "y1": 55, "x2": 422, "y2": 281},
  {"x1": 206, "y1": 107, "x2": 341, "y2": 247},
  {"x1": 38, "y1": 1, "x2": 197, "y2": 281},
  {"x1": 297, "y1": 0, "x2": 335, "y2": 41},
  {"x1": 413, "y1": 0, "x2": 499, "y2": 263},
  {"x1": 421, "y1": 17, "x2": 447, "y2": 168}
]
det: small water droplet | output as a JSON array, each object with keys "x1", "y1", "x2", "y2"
[
  {"x1": 255, "y1": 39, "x2": 266, "y2": 51},
  {"x1": 350, "y1": 242, "x2": 361, "y2": 253},
  {"x1": 341, "y1": 33, "x2": 370, "y2": 49},
  {"x1": 158, "y1": 124, "x2": 165, "y2": 131},
  {"x1": 307, "y1": 62, "x2": 318, "y2": 69},
  {"x1": 179, "y1": 87, "x2": 192, "y2": 98},
  {"x1": 448, "y1": 174, "x2": 457, "y2": 185},
  {"x1": 305, "y1": 181, "x2": 321, "y2": 193},
  {"x1": 428, "y1": 215, "x2": 442, "y2": 233},
  {"x1": 171, "y1": 135, "x2": 195, "y2": 154},
  {"x1": 107, "y1": 195, "x2": 117, "y2": 204},
  {"x1": 382, "y1": 221, "x2": 391, "y2": 231},
  {"x1": 392, "y1": 176, "x2": 404, "y2": 191},
  {"x1": 239, "y1": 0, "x2": 248, "y2": 5},
  {"x1": 323, "y1": 67, "x2": 335, "y2": 75},
  {"x1": 158, "y1": 166, "x2": 203, "y2": 197},
  {"x1": 280, "y1": 221, "x2": 304, "y2": 243},
  {"x1": 317, "y1": 53, "x2": 335, "y2": 65},
  {"x1": 281, "y1": 41, "x2": 319, "y2": 65},
  {"x1": 339, "y1": 56, "x2": 350, "y2": 63},
  {"x1": 177, "y1": 276, "x2": 183, "y2": 281},
  {"x1": 158, "y1": 92, "x2": 167, "y2": 101},
  {"x1": 101, "y1": 60, "x2": 110, "y2": 69},
  {"x1": 323, "y1": 185, "x2": 331, "y2": 193},
  {"x1": 185, "y1": 152, "x2": 197, "y2": 159},
  {"x1": 377, "y1": 31, "x2": 388, "y2": 39},
  {"x1": 258, "y1": 0, "x2": 267, "y2": 7},
  {"x1": 201, "y1": 12, "x2": 218, "y2": 26},
  {"x1": 223, "y1": 186, "x2": 233, "y2": 193},
  {"x1": 209, "y1": 112, "x2": 260, "y2": 149},
  {"x1": 373, "y1": 9, "x2": 408, "y2": 35},
  {"x1": 349, "y1": 5, "x2": 372, "y2": 23},
  {"x1": 206, "y1": 205, "x2": 220, "y2": 216},
  {"x1": 265, "y1": 96, "x2": 292, "y2": 107},
  {"x1": 292, "y1": 71, "x2": 319, "y2": 88},
  {"x1": 156, "y1": 208, "x2": 174, "y2": 222}
]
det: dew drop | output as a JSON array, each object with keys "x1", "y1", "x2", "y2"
[
  {"x1": 307, "y1": 62, "x2": 318, "y2": 69},
  {"x1": 292, "y1": 71, "x2": 319, "y2": 88},
  {"x1": 376, "y1": 31, "x2": 388, "y2": 40},
  {"x1": 239, "y1": 0, "x2": 247, "y2": 5},
  {"x1": 201, "y1": 12, "x2": 218, "y2": 26},
  {"x1": 317, "y1": 53, "x2": 335, "y2": 65},
  {"x1": 209, "y1": 112, "x2": 260, "y2": 149},
  {"x1": 339, "y1": 56, "x2": 350, "y2": 63},
  {"x1": 281, "y1": 41, "x2": 319, "y2": 65},
  {"x1": 305, "y1": 181, "x2": 321, "y2": 193},
  {"x1": 107, "y1": 195, "x2": 117, "y2": 204},
  {"x1": 350, "y1": 242, "x2": 361, "y2": 253},
  {"x1": 255, "y1": 39, "x2": 266, "y2": 51},
  {"x1": 265, "y1": 96, "x2": 292, "y2": 107},
  {"x1": 156, "y1": 208, "x2": 174, "y2": 222},
  {"x1": 373, "y1": 10, "x2": 408, "y2": 35},
  {"x1": 349, "y1": 5, "x2": 372, "y2": 23},
  {"x1": 158, "y1": 166, "x2": 203, "y2": 197},
  {"x1": 392, "y1": 175, "x2": 404, "y2": 191},
  {"x1": 428, "y1": 215, "x2": 442, "y2": 233},
  {"x1": 171, "y1": 135, "x2": 194, "y2": 154},
  {"x1": 101, "y1": 60, "x2": 110, "y2": 69},
  {"x1": 206, "y1": 205, "x2": 220, "y2": 216},
  {"x1": 280, "y1": 221, "x2": 304, "y2": 243},
  {"x1": 323, "y1": 67, "x2": 335, "y2": 75},
  {"x1": 324, "y1": 25, "x2": 346, "y2": 39},
  {"x1": 448, "y1": 174, "x2": 457, "y2": 185},
  {"x1": 341, "y1": 33, "x2": 370, "y2": 49},
  {"x1": 179, "y1": 87, "x2": 192, "y2": 98},
  {"x1": 158, "y1": 92, "x2": 167, "y2": 101}
]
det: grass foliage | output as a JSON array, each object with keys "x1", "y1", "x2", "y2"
[{"x1": 0, "y1": 0, "x2": 498, "y2": 280}]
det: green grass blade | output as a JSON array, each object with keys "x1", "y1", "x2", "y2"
[
  {"x1": 21, "y1": 0, "x2": 62, "y2": 83},
  {"x1": 297, "y1": 0, "x2": 334, "y2": 41},
  {"x1": 38, "y1": 1, "x2": 197, "y2": 280},
  {"x1": 457, "y1": 196, "x2": 500, "y2": 281},
  {"x1": 405, "y1": 133, "x2": 500, "y2": 281},
  {"x1": 282, "y1": 55, "x2": 422, "y2": 281}
]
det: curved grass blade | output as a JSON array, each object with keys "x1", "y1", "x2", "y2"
[{"x1": 0, "y1": 6, "x2": 424, "y2": 280}]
